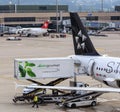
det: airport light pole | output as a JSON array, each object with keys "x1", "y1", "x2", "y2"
[
  {"x1": 101, "y1": 0, "x2": 103, "y2": 12},
  {"x1": 15, "y1": 4, "x2": 17, "y2": 13},
  {"x1": 9, "y1": 1, "x2": 12, "y2": 13},
  {"x1": 17, "y1": 0, "x2": 20, "y2": 5},
  {"x1": 56, "y1": 0, "x2": 58, "y2": 33},
  {"x1": 16, "y1": 0, "x2": 20, "y2": 13}
]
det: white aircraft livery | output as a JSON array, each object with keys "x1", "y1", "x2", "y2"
[
  {"x1": 16, "y1": 12, "x2": 120, "y2": 93},
  {"x1": 16, "y1": 21, "x2": 49, "y2": 37},
  {"x1": 70, "y1": 13, "x2": 120, "y2": 87},
  {"x1": 69, "y1": 12, "x2": 120, "y2": 88}
]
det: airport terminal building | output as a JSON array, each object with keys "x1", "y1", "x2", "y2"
[{"x1": 0, "y1": 5, "x2": 120, "y2": 28}]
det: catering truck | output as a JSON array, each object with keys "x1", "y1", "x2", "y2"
[
  {"x1": 13, "y1": 57, "x2": 74, "y2": 103},
  {"x1": 14, "y1": 57, "x2": 74, "y2": 79}
]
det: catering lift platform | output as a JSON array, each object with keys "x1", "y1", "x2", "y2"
[
  {"x1": 13, "y1": 57, "x2": 75, "y2": 103},
  {"x1": 13, "y1": 80, "x2": 103, "y2": 108},
  {"x1": 13, "y1": 78, "x2": 68, "y2": 103},
  {"x1": 13, "y1": 57, "x2": 103, "y2": 107}
]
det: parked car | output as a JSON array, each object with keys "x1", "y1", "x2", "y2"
[{"x1": 58, "y1": 99, "x2": 97, "y2": 108}]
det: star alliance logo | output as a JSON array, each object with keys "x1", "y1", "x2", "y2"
[{"x1": 75, "y1": 30, "x2": 87, "y2": 50}]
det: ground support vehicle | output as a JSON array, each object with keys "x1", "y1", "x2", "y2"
[
  {"x1": 13, "y1": 57, "x2": 74, "y2": 103},
  {"x1": 6, "y1": 37, "x2": 21, "y2": 41},
  {"x1": 13, "y1": 78, "x2": 68, "y2": 103},
  {"x1": 13, "y1": 94, "x2": 34, "y2": 103},
  {"x1": 37, "y1": 93, "x2": 78, "y2": 104},
  {"x1": 56, "y1": 91, "x2": 102, "y2": 108}
]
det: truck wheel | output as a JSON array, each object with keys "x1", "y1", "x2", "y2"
[
  {"x1": 38, "y1": 98, "x2": 43, "y2": 104},
  {"x1": 27, "y1": 34, "x2": 31, "y2": 37},
  {"x1": 71, "y1": 104, "x2": 76, "y2": 108},
  {"x1": 0, "y1": 34, "x2": 3, "y2": 36},
  {"x1": 91, "y1": 101, "x2": 96, "y2": 106}
]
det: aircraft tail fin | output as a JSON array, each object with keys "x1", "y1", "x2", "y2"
[
  {"x1": 41, "y1": 21, "x2": 49, "y2": 29},
  {"x1": 70, "y1": 12, "x2": 99, "y2": 56}
]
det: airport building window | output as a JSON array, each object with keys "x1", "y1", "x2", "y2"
[
  {"x1": 86, "y1": 16, "x2": 98, "y2": 21},
  {"x1": 39, "y1": 6, "x2": 47, "y2": 10},
  {"x1": 0, "y1": 5, "x2": 68, "y2": 13},
  {"x1": 0, "y1": 5, "x2": 15, "y2": 13},
  {"x1": 50, "y1": 16, "x2": 69, "y2": 21},
  {"x1": 0, "y1": 6, "x2": 10, "y2": 12},
  {"x1": 63, "y1": 17, "x2": 70, "y2": 20},
  {"x1": 50, "y1": 17, "x2": 60, "y2": 21},
  {"x1": 111, "y1": 16, "x2": 120, "y2": 20},
  {"x1": 36, "y1": 17, "x2": 49, "y2": 22},
  {"x1": 115, "y1": 6, "x2": 120, "y2": 12},
  {"x1": 4, "y1": 17, "x2": 35, "y2": 22}
]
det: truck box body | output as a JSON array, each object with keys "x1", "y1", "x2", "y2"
[{"x1": 14, "y1": 57, "x2": 74, "y2": 79}]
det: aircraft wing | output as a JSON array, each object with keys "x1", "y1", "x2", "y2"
[{"x1": 16, "y1": 83, "x2": 120, "y2": 93}]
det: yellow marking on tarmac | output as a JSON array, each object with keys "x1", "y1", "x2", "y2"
[{"x1": 96, "y1": 48, "x2": 105, "y2": 52}]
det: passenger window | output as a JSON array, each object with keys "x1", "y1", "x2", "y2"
[{"x1": 116, "y1": 70, "x2": 118, "y2": 73}]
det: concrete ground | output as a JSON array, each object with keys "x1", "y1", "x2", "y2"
[{"x1": 0, "y1": 32, "x2": 120, "y2": 112}]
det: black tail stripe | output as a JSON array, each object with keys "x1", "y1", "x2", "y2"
[{"x1": 70, "y1": 12, "x2": 99, "y2": 56}]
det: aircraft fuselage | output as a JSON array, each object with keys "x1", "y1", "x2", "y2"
[{"x1": 70, "y1": 55, "x2": 120, "y2": 88}]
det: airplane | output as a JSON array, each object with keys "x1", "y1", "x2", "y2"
[
  {"x1": 16, "y1": 21, "x2": 49, "y2": 37},
  {"x1": 87, "y1": 29, "x2": 107, "y2": 37},
  {"x1": 16, "y1": 12, "x2": 120, "y2": 93}
]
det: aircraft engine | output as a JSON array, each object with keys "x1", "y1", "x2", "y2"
[{"x1": 87, "y1": 59, "x2": 95, "y2": 76}]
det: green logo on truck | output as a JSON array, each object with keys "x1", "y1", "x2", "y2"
[{"x1": 19, "y1": 61, "x2": 36, "y2": 78}]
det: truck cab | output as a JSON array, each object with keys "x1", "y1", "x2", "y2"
[
  {"x1": 22, "y1": 83, "x2": 38, "y2": 95},
  {"x1": 70, "y1": 81, "x2": 89, "y2": 95}
]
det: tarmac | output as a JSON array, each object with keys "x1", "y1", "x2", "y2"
[{"x1": 0, "y1": 32, "x2": 120, "y2": 112}]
